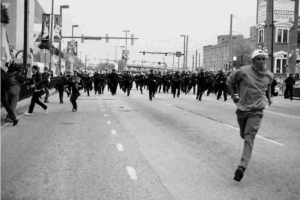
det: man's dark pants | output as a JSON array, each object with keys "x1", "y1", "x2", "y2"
[
  {"x1": 172, "y1": 84, "x2": 180, "y2": 97},
  {"x1": 28, "y1": 91, "x2": 48, "y2": 113},
  {"x1": 196, "y1": 84, "x2": 205, "y2": 100},
  {"x1": 58, "y1": 88, "x2": 64, "y2": 103},
  {"x1": 44, "y1": 85, "x2": 49, "y2": 102},
  {"x1": 70, "y1": 92, "x2": 80, "y2": 109},
  {"x1": 236, "y1": 109, "x2": 263, "y2": 169},
  {"x1": 1, "y1": 90, "x2": 17, "y2": 121},
  {"x1": 217, "y1": 83, "x2": 227, "y2": 100},
  {"x1": 284, "y1": 84, "x2": 293, "y2": 99}
]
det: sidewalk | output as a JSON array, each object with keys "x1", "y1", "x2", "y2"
[{"x1": 1, "y1": 89, "x2": 58, "y2": 122}]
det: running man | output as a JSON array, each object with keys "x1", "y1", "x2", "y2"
[{"x1": 226, "y1": 49, "x2": 273, "y2": 182}]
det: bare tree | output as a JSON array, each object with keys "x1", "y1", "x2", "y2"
[{"x1": 233, "y1": 38, "x2": 252, "y2": 68}]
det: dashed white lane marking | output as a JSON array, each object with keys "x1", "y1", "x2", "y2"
[
  {"x1": 111, "y1": 130, "x2": 116, "y2": 135},
  {"x1": 104, "y1": 114, "x2": 108, "y2": 117},
  {"x1": 107, "y1": 121, "x2": 111, "y2": 125},
  {"x1": 117, "y1": 143, "x2": 124, "y2": 151},
  {"x1": 126, "y1": 166, "x2": 138, "y2": 179},
  {"x1": 102, "y1": 109, "x2": 105, "y2": 111}
]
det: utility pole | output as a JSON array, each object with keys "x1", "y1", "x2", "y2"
[
  {"x1": 195, "y1": 50, "x2": 198, "y2": 71},
  {"x1": 180, "y1": 35, "x2": 186, "y2": 69},
  {"x1": 173, "y1": 54, "x2": 175, "y2": 71},
  {"x1": 229, "y1": 14, "x2": 233, "y2": 68},
  {"x1": 85, "y1": 55, "x2": 87, "y2": 71},
  {"x1": 49, "y1": 0, "x2": 54, "y2": 70},
  {"x1": 23, "y1": 0, "x2": 28, "y2": 71},
  {"x1": 199, "y1": 53, "x2": 201, "y2": 68},
  {"x1": 178, "y1": 57, "x2": 180, "y2": 71},
  {"x1": 192, "y1": 54, "x2": 194, "y2": 72},
  {"x1": 271, "y1": 1, "x2": 274, "y2": 73},
  {"x1": 123, "y1": 30, "x2": 130, "y2": 66},
  {"x1": 114, "y1": 46, "x2": 118, "y2": 63},
  {"x1": 185, "y1": 35, "x2": 189, "y2": 70}
]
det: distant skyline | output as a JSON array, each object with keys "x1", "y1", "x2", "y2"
[{"x1": 37, "y1": 0, "x2": 257, "y2": 70}]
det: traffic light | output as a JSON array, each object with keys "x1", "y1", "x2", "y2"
[
  {"x1": 165, "y1": 53, "x2": 167, "y2": 56},
  {"x1": 81, "y1": 34, "x2": 84, "y2": 43},
  {"x1": 106, "y1": 34, "x2": 109, "y2": 43},
  {"x1": 176, "y1": 51, "x2": 181, "y2": 57},
  {"x1": 131, "y1": 34, "x2": 134, "y2": 46},
  {"x1": 143, "y1": 51, "x2": 145, "y2": 55},
  {"x1": 158, "y1": 62, "x2": 161, "y2": 65}
]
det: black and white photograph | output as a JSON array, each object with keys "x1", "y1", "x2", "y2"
[{"x1": 1, "y1": 0, "x2": 300, "y2": 199}]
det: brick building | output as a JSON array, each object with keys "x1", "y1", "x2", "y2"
[
  {"x1": 256, "y1": 0, "x2": 299, "y2": 77},
  {"x1": 203, "y1": 28, "x2": 256, "y2": 71}
]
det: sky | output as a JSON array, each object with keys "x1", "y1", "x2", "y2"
[{"x1": 37, "y1": 0, "x2": 257, "y2": 69}]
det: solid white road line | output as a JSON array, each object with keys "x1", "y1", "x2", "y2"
[
  {"x1": 164, "y1": 101, "x2": 284, "y2": 146},
  {"x1": 192, "y1": 96, "x2": 300, "y2": 120},
  {"x1": 104, "y1": 114, "x2": 108, "y2": 117},
  {"x1": 107, "y1": 121, "x2": 111, "y2": 125},
  {"x1": 126, "y1": 166, "x2": 138, "y2": 179},
  {"x1": 111, "y1": 130, "x2": 116, "y2": 135},
  {"x1": 117, "y1": 143, "x2": 124, "y2": 151}
]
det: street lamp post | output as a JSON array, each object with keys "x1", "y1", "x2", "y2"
[
  {"x1": 123, "y1": 30, "x2": 130, "y2": 66},
  {"x1": 180, "y1": 35, "x2": 186, "y2": 69},
  {"x1": 85, "y1": 53, "x2": 92, "y2": 71},
  {"x1": 233, "y1": 56, "x2": 237, "y2": 71},
  {"x1": 58, "y1": 5, "x2": 69, "y2": 75},
  {"x1": 70, "y1": 25, "x2": 78, "y2": 71}
]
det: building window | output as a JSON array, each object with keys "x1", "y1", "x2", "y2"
[
  {"x1": 276, "y1": 29, "x2": 289, "y2": 43},
  {"x1": 297, "y1": 31, "x2": 300, "y2": 44},
  {"x1": 258, "y1": 29, "x2": 264, "y2": 44},
  {"x1": 275, "y1": 58, "x2": 287, "y2": 73},
  {"x1": 276, "y1": 59, "x2": 281, "y2": 73}
]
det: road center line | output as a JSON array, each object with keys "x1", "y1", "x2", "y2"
[
  {"x1": 102, "y1": 109, "x2": 105, "y2": 111},
  {"x1": 107, "y1": 121, "x2": 111, "y2": 125},
  {"x1": 104, "y1": 114, "x2": 108, "y2": 117},
  {"x1": 111, "y1": 130, "x2": 116, "y2": 135},
  {"x1": 126, "y1": 166, "x2": 138, "y2": 179},
  {"x1": 117, "y1": 143, "x2": 124, "y2": 151}
]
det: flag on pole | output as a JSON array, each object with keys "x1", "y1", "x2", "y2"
[
  {"x1": 41, "y1": 14, "x2": 50, "y2": 40},
  {"x1": 53, "y1": 15, "x2": 62, "y2": 42}
]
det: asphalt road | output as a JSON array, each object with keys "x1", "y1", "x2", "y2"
[{"x1": 1, "y1": 86, "x2": 300, "y2": 200}]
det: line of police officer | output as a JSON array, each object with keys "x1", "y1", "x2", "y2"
[{"x1": 56, "y1": 69, "x2": 232, "y2": 102}]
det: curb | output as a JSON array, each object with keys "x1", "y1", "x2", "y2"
[{"x1": 1, "y1": 89, "x2": 58, "y2": 120}]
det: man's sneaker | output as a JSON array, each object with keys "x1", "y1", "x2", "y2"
[
  {"x1": 44, "y1": 101, "x2": 50, "y2": 103},
  {"x1": 24, "y1": 112, "x2": 33, "y2": 116},
  {"x1": 13, "y1": 119, "x2": 18, "y2": 126},
  {"x1": 45, "y1": 107, "x2": 49, "y2": 115},
  {"x1": 72, "y1": 109, "x2": 77, "y2": 112},
  {"x1": 234, "y1": 166, "x2": 245, "y2": 182}
]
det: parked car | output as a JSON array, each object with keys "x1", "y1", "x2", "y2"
[{"x1": 293, "y1": 80, "x2": 300, "y2": 98}]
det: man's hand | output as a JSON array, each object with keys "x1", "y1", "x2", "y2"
[
  {"x1": 268, "y1": 99, "x2": 273, "y2": 106},
  {"x1": 233, "y1": 96, "x2": 239, "y2": 103}
]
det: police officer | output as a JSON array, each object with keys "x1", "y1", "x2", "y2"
[
  {"x1": 107, "y1": 69, "x2": 119, "y2": 95},
  {"x1": 216, "y1": 70, "x2": 228, "y2": 101},
  {"x1": 196, "y1": 69, "x2": 207, "y2": 101},
  {"x1": 173, "y1": 71, "x2": 181, "y2": 98},
  {"x1": 147, "y1": 69, "x2": 156, "y2": 101}
]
